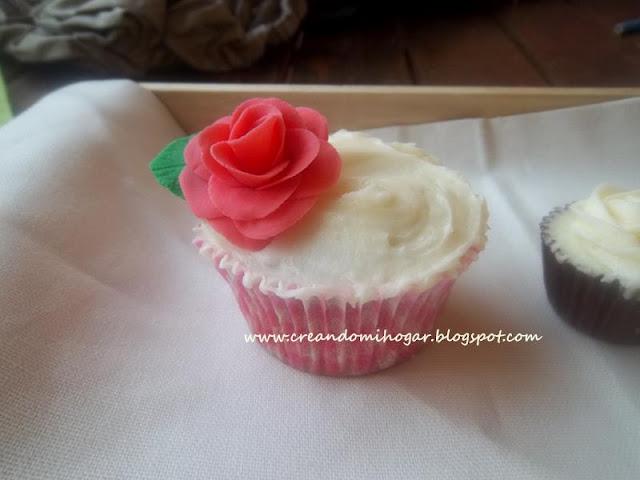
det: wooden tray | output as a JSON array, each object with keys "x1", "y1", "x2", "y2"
[{"x1": 142, "y1": 83, "x2": 640, "y2": 133}]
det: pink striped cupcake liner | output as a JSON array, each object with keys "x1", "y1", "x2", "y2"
[{"x1": 195, "y1": 232, "x2": 481, "y2": 376}]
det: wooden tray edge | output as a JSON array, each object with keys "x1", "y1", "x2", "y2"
[{"x1": 142, "y1": 83, "x2": 640, "y2": 132}]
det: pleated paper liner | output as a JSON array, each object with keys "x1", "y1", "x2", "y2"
[{"x1": 195, "y1": 226, "x2": 482, "y2": 376}]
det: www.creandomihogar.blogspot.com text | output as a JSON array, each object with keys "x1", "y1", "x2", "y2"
[{"x1": 245, "y1": 329, "x2": 543, "y2": 347}]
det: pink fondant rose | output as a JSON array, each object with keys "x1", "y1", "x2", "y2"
[{"x1": 179, "y1": 98, "x2": 342, "y2": 250}]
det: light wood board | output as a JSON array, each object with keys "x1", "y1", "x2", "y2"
[{"x1": 143, "y1": 83, "x2": 640, "y2": 133}]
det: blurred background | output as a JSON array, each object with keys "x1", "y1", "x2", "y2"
[{"x1": 1, "y1": 0, "x2": 639, "y2": 120}]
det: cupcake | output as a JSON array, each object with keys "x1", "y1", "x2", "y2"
[
  {"x1": 151, "y1": 98, "x2": 488, "y2": 375},
  {"x1": 541, "y1": 185, "x2": 640, "y2": 344}
]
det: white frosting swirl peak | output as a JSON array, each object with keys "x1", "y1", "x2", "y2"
[
  {"x1": 548, "y1": 185, "x2": 640, "y2": 297},
  {"x1": 199, "y1": 130, "x2": 488, "y2": 301}
]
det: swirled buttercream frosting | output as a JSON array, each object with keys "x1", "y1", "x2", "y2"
[
  {"x1": 198, "y1": 130, "x2": 488, "y2": 300},
  {"x1": 546, "y1": 185, "x2": 640, "y2": 297}
]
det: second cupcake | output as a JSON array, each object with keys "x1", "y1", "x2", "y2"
[{"x1": 541, "y1": 185, "x2": 640, "y2": 344}]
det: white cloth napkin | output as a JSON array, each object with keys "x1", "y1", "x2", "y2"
[{"x1": 1, "y1": 80, "x2": 638, "y2": 479}]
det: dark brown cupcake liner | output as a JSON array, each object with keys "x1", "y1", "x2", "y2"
[{"x1": 541, "y1": 208, "x2": 640, "y2": 345}]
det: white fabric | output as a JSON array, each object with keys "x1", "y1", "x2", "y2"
[{"x1": 1, "y1": 80, "x2": 638, "y2": 479}]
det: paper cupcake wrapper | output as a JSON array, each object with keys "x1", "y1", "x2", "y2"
[
  {"x1": 541, "y1": 210, "x2": 640, "y2": 344},
  {"x1": 195, "y1": 234, "x2": 481, "y2": 376}
]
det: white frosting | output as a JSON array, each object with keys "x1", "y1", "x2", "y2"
[
  {"x1": 548, "y1": 184, "x2": 640, "y2": 297},
  {"x1": 198, "y1": 130, "x2": 488, "y2": 301}
]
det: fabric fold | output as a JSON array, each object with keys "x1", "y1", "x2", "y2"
[{"x1": 0, "y1": 0, "x2": 307, "y2": 75}]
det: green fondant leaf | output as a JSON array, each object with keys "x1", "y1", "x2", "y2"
[{"x1": 149, "y1": 136, "x2": 191, "y2": 198}]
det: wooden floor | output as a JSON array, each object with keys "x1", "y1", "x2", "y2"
[{"x1": 3, "y1": 0, "x2": 640, "y2": 112}]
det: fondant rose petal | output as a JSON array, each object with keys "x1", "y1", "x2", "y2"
[
  {"x1": 201, "y1": 146, "x2": 239, "y2": 186},
  {"x1": 259, "y1": 128, "x2": 320, "y2": 189},
  {"x1": 179, "y1": 167, "x2": 222, "y2": 219},
  {"x1": 210, "y1": 142, "x2": 288, "y2": 188},
  {"x1": 184, "y1": 135, "x2": 210, "y2": 180},
  {"x1": 296, "y1": 107, "x2": 329, "y2": 140},
  {"x1": 232, "y1": 98, "x2": 305, "y2": 130},
  {"x1": 230, "y1": 98, "x2": 263, "y2": 125},
  {"x1": 263, "y1": 98, "x2": 304, "y2": 129},
  {"x1": 294, "y1": 141, "x2": 342, "y2": 198},
  {"x1": 209, "y1": 175, "x2": 300, "y2": 221},
  {"x1": 176, "y1": 97, "x2": 342, "y2": 247},
  {"x1": 197, "y1": 117, "x2": 232, "y2": 176},
  {"x1": 191, "y1": 117, "x2": 240, "y2": 186},
  {"x1": 199, "y1": 116, "x2": 231, "y2": 145},
  {"x1": 207, "y1": 218, "x2": 270, "y2": 251},
  {"x1": 228, "y1": 113, "x2": 285, "y2": 173},
  {"x1": 230, "y1": 103, "x2": 283, "y2": 141},
  {"x1": 234, "y1": 196, "x2": 318, "y2": 240}
]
